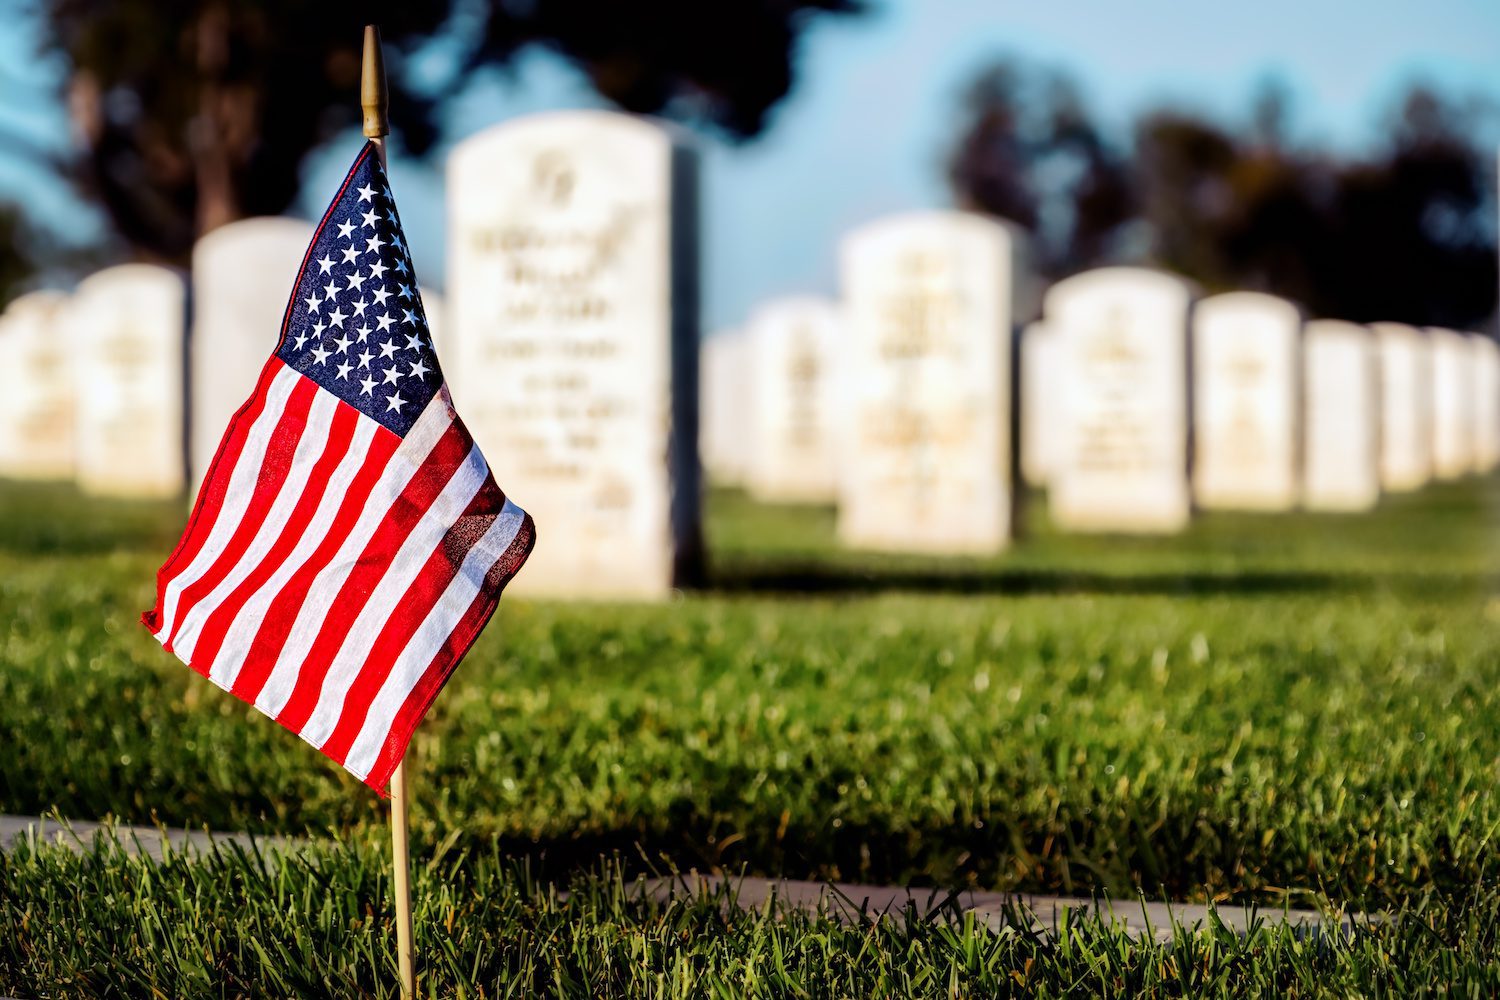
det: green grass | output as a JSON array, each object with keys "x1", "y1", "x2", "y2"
[
  {"x1": 6, "y1": 834, "x2": 1500, "y2": 998},
  {"x1": 3, "y1": 478, "x2": 1500, "y2": 995}
]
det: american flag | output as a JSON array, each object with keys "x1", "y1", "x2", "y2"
[{"x1": 143, "y1": 142, "x2": 535, "y2": 793}]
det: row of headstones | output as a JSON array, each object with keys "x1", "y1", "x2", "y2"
[
  {"x1": 0, "y1": 239, "x2": 448, "y2": 504},
  {"x1": 707, "y1": 248, "x2": 1500, "y2": 548},
  {"x1": 2, "y1": 110, "x2": 1497, "y2": 600}
]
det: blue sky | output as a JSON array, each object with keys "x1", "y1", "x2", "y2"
[{"x1": 3, "y1": 0, "x2": 1499, "y2": 330}]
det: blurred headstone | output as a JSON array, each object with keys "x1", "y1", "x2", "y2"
[
  {"x1": 447, "y1": 111, "x2": 701, "y2": 599},
  {"x1": 1372, "y1": 323, "x2": 1433, "y2": 492},
  {"x1": 701, "y1": 328, "x2": 749, "y2": 488},
  {"x1": 1470, "y1": 334, "x2": 1500, "y2": 472},
  {"x1": 1427, "y1": 327, "x2": 1475, "y2": 479},
  {"x1": 0, "y1": 290, "x2": 74, "y2": 480},
  {"x1": 1302, "y1": 320, "x2": 1379, "y2": 511},
  {"x1": 421, "y1": 287, "x2": 447, "y2": 361},
  {"x1": 1191, "y1": 292, "x2": 1301, "y2": 510},
  {"x1": 1046, "y1": 268, "x2": 1193, "y2": 533},
  {"x1": 191, "y1": 218, "x2": 316, "y2": 495},
  {"x1": 744, "y1": 297, "x2": 839, "y2": 503},
  {"x1": 837, "y1": 211, "x2": 1025, "y2": 553},
  {"x1": 1019, "y1": 320, "x2": 1059, "y2": 489},
  {"x1": 67, "y1": 265, "x2": 188, "y2": 498}
]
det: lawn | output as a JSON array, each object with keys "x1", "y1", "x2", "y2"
[{"x1": 3, "y1": 478, "x2": 1500, "y2": 995}]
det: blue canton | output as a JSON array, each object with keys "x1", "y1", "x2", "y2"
[{"x1": 276, "y1": 143, "x2": 439, "y2": 437}]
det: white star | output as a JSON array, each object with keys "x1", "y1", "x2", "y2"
[
  {"x1": 401, "y1": 308, "x2": 417, "y2": 325},
  {"x1": 327, "y1": 306, "x2": 348, "y2": 329},
  {"x1": 394, "y1": 258, "x2": 410, "y2": 276},
  {"x1": 310, "y1": 345, "x2": 332, "y2": 366},
  {"x1": 351, "y1": 297, "x2": 369, "y2": 317},
  {"x1": 322, "y1": 279, "x2": 339, "y2": 300},
  {"x1": 316, "y1": 254, "x2": 335, "y2": 274},
  {"x1": 364, "y1": 233, "x2": 386, "y2": 255},
  {"x1": 382, "y1": 366, "x2": 402, "y2": 386},
  {"x1": 310, "y1": 319, "x2": 327, "y2": 338},
  {"x1": 304, "y1": 293, "x2": 321, "y2": 313},
  {"x1": 378, "y1": 340, "x2": 398, "y2": 361},
  {"x1": 335, "y1": 360, "x2": 353, "y2": 380},
  {"x1": 292, "y1": 331, "x2": 311, "y2": 350},
  {"x1": 359, "y1": 374, "x2": 377, "y2": 397},
  {"x1": 357, "y1": 183, "x2": 375, "y2": 203},
  {"x1": 391, "y1": 234, "x2": 406, "y2": 253},
  {"x1": 407, "y1": 357, "x2": 431, "y2": 380},
  {"x1": 375, "y1": 313, "x2": 396, "y2": 334},
  {"x1": 357, "y1": 349, "x2": 374, "y2": 369},
  {"x1": 403, "y1": 331, "x2": 426, "y2": 351},
  {"x1": 397, "y1": 283, "x2": 412, "y2": 300},
  {"x1": 355, "y1": 324, "x2": 371, "y2": 343},
  {"x1": 371, "y1": 287, "x2": 392, "y2": 307},
  {"x1": 369, "y1": 261, "x2": 388, "y2": 279},
  {"x1": 337, "y1": 219, "x2": 356, "y2": 240},
  {"x1": 332, "y1": 332, "x2": 353, "y2": 354},
  {"x1": 345, "y1": 271, "x2": 366, "y2": 292},
  {"x1": 385, "y1": 209, "x2": 399, "y2": 226},
  {"x1": 361, "y1": 208, "x2": 379, "y2": 229},
  {"x1": 385, "y1": 390, "x2": 407, "y2": 413},
  {"x1": 340, "y1": 246, "x2": 360, "y2": 265}
]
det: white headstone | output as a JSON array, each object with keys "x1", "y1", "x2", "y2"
[
  {"x1": 1019, "y1": 320, "x2": 1059, "y2": 489},
  {"x1": 65, "y1": 265, "x2": 188, "y2": 498},
  {"x1": 1302, "y1": 320, "x2": 1379, "y2": 511},
  {"x1": 837, "y1": 211, "x2": 1022, "y2": 553},
  {"x1": 447, "y1": 111, "x2": 701, "y2": 599},
  {"x1": 1046, "y1": 268, "x2": 1193, "y2": 533},
  {"x1": 1470, "y1": 334, "x2": 1500, "y2": 472},
  {"x1": 1427, "y1": 327, "x2": 1475, "y2": 479},
  {"x1": 744, "y1": 297, "x2": 839, "y2": 503},
  {"x1": 191, "y1": 218, "x2": 316, "y2": 492},
  {"x1": 0, "y1": 290, "x2": 74, "y2": 480},
  {"x1": 1190, "y1": 292, "x2": 1301, "y2": 510},
  {"x1": 1372, "y1": 323, "x2": 1433, "y2": 492},
  {"x1": 700, "y1": 328, "x2": 749, "y2": 488}
]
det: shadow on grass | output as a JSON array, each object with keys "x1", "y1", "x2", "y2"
[
  {"x1": 705, "y1": 562, "x2": 1493, "y2": 598},
  {"x1": 708, "y1": 564, "x2": 1338, "y2": 597}
]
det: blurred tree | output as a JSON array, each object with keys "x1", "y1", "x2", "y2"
[
  {"x1": 949, "y1": 60, "x2": 1498, "y2": 327},
  {"x1": 0, "y1": 204, "x2": 43, "y2": 304},
  {"x1": 946, "y1": 59, "x2": 1133, "y2": 276},
  {"x1": 33, "y1": 0, "x2": 861, "y2": 262}
]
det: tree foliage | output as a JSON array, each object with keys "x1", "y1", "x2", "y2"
[
  {"x1": 949, "y1": 57, "x2": 1498, "y2": 328},
  {"x1": 33, "y1": 0, "x2": 861, "y2": 262}
]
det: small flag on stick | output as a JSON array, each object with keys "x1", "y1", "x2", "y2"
[{"x1": 143, "y1": 138, "x2": 535, "y2": 794}]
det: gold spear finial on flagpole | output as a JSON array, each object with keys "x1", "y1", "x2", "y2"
[
  {"x1": 362, "y1": 24, "x2": 389, "y2": 141},
  {"x1": 363, "y1": 26, "x2": 411, "y2": 1000}
]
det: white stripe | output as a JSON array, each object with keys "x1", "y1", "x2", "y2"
[
  {"x1": 252, "y1": 393, "x2": 454, "y2": 718},
  {"x1": 300, "y1": 443, "x2": 490, "y2": 748},
  {"x1": 173, "y1": 390, "x2": 340, "y2": 661},
  {"x1": 206, "y1": 412, "x2": 379, "y2": 688},
  {"x1": 153, "y1": 365, "x2": 301, "y2": 642},
  {"x1": 344, "y1": 497, "x2": 527, "y2": 779}
]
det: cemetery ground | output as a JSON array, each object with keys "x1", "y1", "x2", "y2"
[{"x1": 3, "y1": 479, "x2": 1500, "y2": 996}]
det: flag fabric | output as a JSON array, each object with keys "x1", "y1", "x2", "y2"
[{"x1": 143, "y1": 142, "x2": 534, "y2": 793}]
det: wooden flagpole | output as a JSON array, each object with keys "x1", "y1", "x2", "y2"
[{"x1": 361, "y1": 24, "x2": 416, "y2": 1000}]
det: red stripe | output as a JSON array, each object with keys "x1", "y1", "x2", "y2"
[
  {"x1": 271, "y1": 420, "x2": 474, "y2": 733},
  {"x1": 142, "y1": 360, "x2": 283, "y2": 634},
  {"x1": 362, "y1": 511, "x2": 536, "y2": 793},
  {"x1": 228, "y1": 424, "x2": 403, "y2": 704},
  {"x1": 186, "y1": 401, "x2": 362, "y2": 675},
  {"x1": 162, "y1": 376, "x2": 319, "y2": 655},
  {"x1": 319, "y1": 479, "x2": 508, "y2": 767}
]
